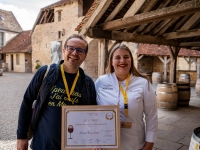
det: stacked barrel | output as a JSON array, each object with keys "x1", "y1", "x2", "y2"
[
  {"x1": 195, "y1": 78, "x2": 200, "y2": 97},
  {"x1": 156, "y1": 73, "x2": 191, "y2": 109},
  {"x1": 152, "y1": 72, "x2": 162, "y2": 84},
  {"x1": 177, "y1": 74, "x2": 191, "y2": 106},
  {"x1": 156, "y1": 83, "x2": 178, "y2": 110}
]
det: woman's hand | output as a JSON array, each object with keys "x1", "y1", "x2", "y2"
[
  {"x1": 142, "y1": 142, "x2": 154, "y2": 150},
  {"x1": 93, "y1": 148, "x2": 105, "y2": 150}
]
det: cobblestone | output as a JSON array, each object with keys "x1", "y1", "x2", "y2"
[{"x1": 0, "y1": 72, "x2": 33, "y2": 150}]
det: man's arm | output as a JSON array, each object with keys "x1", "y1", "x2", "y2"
[
  {"x1": 17, "y1": 66, "x2": 48, "y2": 139},
  {"x1": 17, "y1": 139, "x2": 28, "y2": 150}
]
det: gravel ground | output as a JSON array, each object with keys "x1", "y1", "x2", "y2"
[{"x1": 0, "y1": 72, "x2": 34, "y2": 150}]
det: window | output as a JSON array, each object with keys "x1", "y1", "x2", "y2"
[
  {"x1": 58, "y1": 31, "x2": 61, "y2": 39},
  {"x1": 78, "y1": 0, "x2": 94, "y2": 17},
  {"x1": 0, "y1": 32, "x2": 3, "y2": 48},
  {"x1": 58, "y1": 11, "x2": 61, "y2": 21},
  {"x1": 16, "y1": 54, "x2": 20, "y2": 65}
]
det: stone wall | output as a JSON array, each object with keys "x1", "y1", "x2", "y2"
[
  {"x1": 5, "y1": 53, "x2": 26, "y2": 72},
  {"x1": 137, "y1": 56, "x2": 154, "y2": 73},
  {"x1": 4, "y1": 32, "x2": 18, "y2": 45},
  {"x1": 83, "y1": 39, "x2": 98, "y2": 79}
]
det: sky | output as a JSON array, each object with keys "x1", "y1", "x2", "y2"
[{"x1": 0, "y1": 0, "x2": 59, "y2": 30}]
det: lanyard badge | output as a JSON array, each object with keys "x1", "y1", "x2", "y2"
[
  {"x1": 60, "y1": 64, "x2": 79, "y2": 101},
  {"x1": 118, "y1": 74, "x2": 130, "y2": 116}
]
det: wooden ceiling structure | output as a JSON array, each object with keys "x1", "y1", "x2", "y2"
[
  {"x1": 76, "y1": 0, "x2": 200, "y2": 82},
  {"x1": 76, "y1": 0, "x2": 200, "y2": 50}
]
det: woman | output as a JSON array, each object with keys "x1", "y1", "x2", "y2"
[{"x1": 95, "y1": 43, "x2": 157, "y2": 150}]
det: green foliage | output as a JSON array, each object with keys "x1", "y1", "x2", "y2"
[{"x1": 35, "y1": 63, "x2": 41, "y2": 69}]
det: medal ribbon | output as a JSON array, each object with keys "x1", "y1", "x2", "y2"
[
  {"x1": 60, "y1": 64, "x2": 79, "y2": 101},
  {"x1": 118, "y1": 74, "x2": 130, "y2": 116}
]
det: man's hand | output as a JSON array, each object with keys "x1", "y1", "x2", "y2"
[{"x1": 17, "y1": 139, "x2": 28, "y2": 150}]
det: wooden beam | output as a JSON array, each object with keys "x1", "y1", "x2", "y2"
[
  {"x1": 163, "y1": 29, "x2": 200, "y2": 39},
  {"x1": 125, "y1": 0, "x2": 158, "y2": 32},
  {"x1": 151, "y1": 19, "x2": 172, "y2": 35},
  {"x1": 102, "y1": 0, "x2": 200, "y2": 31},
  {"x1": 39, "y1": 12, "x2": 45, "y2": 24},
  {"x1": 157, "y1": 17, "x2": 179, "y2": 36},
  {"x1": 179, "y1": 41, "x2": 200, "y2": 47},
  {"x1": 141, "y1": 0, "x2": 178, "y2": 35},
  {"x1": 123, "y1": 0, "x2": 145, "y2": 18},
  {"x1": 44, "y1": 10, "x2": 49, "y2": 23},
  {"x1": 138, "y1": 55, "x2": 144, "y2": 61},
  {"x1": 142, "y1": 0, "x2": 159, "y2": 13},
  {"x1": 180, "y1": 12, "x2": 200, "y2": 30},
  {"x1": 168, "y1": 46, "x2": 180, "y2": 83},
  {"x1": 87, "y1": 28, "x2": 179, "y2": 46},
  {"x1": 105, "y1": 0, "x2": 128, "y2": 22},
  {"x1": 191, "y1": 47, "x2": 200, "y2": 50},
  {"x1": 47, "y1": 11, "x2": 53, "y2": 23},
  {"x1": 80, "y1": 0, "x2": 113, "y2": 35}
]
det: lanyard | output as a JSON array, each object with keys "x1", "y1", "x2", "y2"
[
  {"x1": 60, "y1": 64, "x2": 79, "y2": 101},
  {"x1": 118, "y1": 74, "x2": 130, "y2": 116}
]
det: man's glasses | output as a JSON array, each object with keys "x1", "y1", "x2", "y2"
[{"x1": 65, "y1": 45, "x2": 86, "y2": 54}]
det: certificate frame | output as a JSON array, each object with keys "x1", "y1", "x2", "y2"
[{"x1": 61, "y1": 105, "x2": 120, "y2": 150}]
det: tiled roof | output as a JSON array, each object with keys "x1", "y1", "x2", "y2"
[
  {"x1": 137, "y1": 44, "x2": 200, "y2": 57},
  {"x1": 42, "y1": 0, "x2": 77, "y2": 10},
  {"x1": 75, "y1": 0, "x2": 100, "y2": 31},
  {"x1": 0, "y1": 9, "x2": 23, "y2": 32},
  {"x1": 0, "y1": 30, "x2": 31, "y2": 53}
]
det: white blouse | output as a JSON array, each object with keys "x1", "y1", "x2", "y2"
[{"x1": 95, "y1": 73, "x2": 158, "y2": 150}]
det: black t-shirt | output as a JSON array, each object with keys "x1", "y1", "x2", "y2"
[{"x1": 31, "y1": 72, "x2": 82, "y2": 150}]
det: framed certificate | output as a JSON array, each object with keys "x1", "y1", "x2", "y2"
[{"x1": 61, "y1": 105, "x2": 120, "y2": 150}]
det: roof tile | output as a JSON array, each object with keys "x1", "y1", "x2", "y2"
[
  {"x1": 42, "y1": 0, "x2": 77, "y2": 10},
  {"x1": 0, "y1": 30, "x2": 31, "y2": 53},
  {"x1": 137, "y1": 44, "x2": 200, "y2": 57},
  {"x1": 0, "y1": 9, "x2": 23, "y2": 32}
]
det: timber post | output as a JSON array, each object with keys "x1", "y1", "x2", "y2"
[{"x1": 168, "y1": 46, "x2": 180, "y2": 83}]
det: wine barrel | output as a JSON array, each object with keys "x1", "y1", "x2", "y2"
[
  {"x1": 189, "y1": 127, "x2": 200, "y2": 150},
  {"x1": 179, "y1": 73, "x2": 190, "y2": 83},
  {"x1": 195, "y1": 78, "x2": 200, "y2": 97},
  {"x1": 170, "y1": 83, "x2": 178, "y2": 92},
  {"x1": 177, "y1": 82, "x2": 191, "y2": 106},
  {"x1": 156, "y1": 83, "x2": 178, "y2": 110},
  {"x1": 152, "y1": 72, "x2": 162, "y2": 84}
]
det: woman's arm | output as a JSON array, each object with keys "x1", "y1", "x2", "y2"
[{"x1": 142, "y1": 142, "x2": 154, "y2": 150}]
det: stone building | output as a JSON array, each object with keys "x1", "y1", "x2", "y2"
[
  {"x1": 0, "y1": 9, "x2": 23, "y2": 70},
  {"x1": 0, "y1": 30, "x2": 32, "y2": 72},
  {"x1": 30, "y1": 0, "x2": 100, "y2": 78}
]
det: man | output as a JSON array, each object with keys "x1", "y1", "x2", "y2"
[{"x1": 17, "y1": 34, "x2": 97, "y2": 150}]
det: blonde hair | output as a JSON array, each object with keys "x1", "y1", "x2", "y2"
[{"x1": 106, "y1": 43, "x2": 149, "y2": 81}]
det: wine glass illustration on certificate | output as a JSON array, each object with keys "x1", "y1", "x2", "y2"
[{"x1": 68, "y1": 125, "x2": 74, "y2": 139}]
